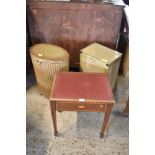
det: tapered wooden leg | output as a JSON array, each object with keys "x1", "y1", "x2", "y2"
[
  {"x1": 50, "y1": 101, "x2": 58, "y2": 136},
  {"x1": 123, "y1": 98, "x2": 129, "y2": 117},
  {"x1": 100, "y1": 104, "x2": 113, "y2": 138}
]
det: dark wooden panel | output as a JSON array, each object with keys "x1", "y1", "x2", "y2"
[
  {"x1": 28, "y1": 1, "x2": 122, "y2": 12},
  {"x1": 27, "y1": 1, "x2": 124, "y2": 67},
  {"x1": 27, "y1": 8, "x2": 76, "y2": 65},
  {"x1": 75, "y1": 9, "x2": 122, "y2": 64}
]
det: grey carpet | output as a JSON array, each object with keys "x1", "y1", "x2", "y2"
[{"x1": 26, "y1": 75, "x2": 129, "y2": 155}]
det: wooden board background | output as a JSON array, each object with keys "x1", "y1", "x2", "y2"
[{"x1": 27, "y1": 1, "x2": 124, "y2": 67}]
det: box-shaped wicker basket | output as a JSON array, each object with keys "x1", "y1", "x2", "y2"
[
  {"x1": 80, "y1": 43, "x2": 122, "y2": 90},
  {"x1": 30, "y1": 43, "x2": 69, "y2": 98}
]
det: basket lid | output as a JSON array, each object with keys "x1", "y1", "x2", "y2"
[
  {"x1": 81, "y1": 43, "x2": 122, "y2": 65},
  {"x1": 30, "y1": 43, "x2": 69, "y2": 61}
]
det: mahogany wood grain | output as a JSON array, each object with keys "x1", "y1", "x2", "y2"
[
  {"x1": 50, "y1": 101, "x2": 58, "y2": 136},
  {"x1": 100, "y1": 104, "x2": 113, "y2": 138},
  {"x1": 27, "y1": 1, "x2": 124, "y2": 67},
  {"x1": 56, "y1": 102, "x2": 107, "y2": 112},
  {"x1": 123, "y1": 98, "x2": 129, "y2": 117}
]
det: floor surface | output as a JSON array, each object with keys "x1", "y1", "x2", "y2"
[{"x1": 26, "y1": 75, "x2": 129, "y2": 155}]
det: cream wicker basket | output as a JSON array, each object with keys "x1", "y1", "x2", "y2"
[
  {"x1": 80, "y1": 43, "x2": 122, "y2": 90},
  {"x1": 30, "y1": 43, "x2": 69, "y2": 98}
]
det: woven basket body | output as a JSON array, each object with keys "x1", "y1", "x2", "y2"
[{"x1": 30, "y1": 44, "x2": 69, "y2": 98}]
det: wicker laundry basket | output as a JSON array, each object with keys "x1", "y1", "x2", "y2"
[
  {"x1": 30, "y1": 43, "x2": 69, "y2": 98},
  {"x1": 80, "y1": 43, "x2": 122, "y2": 90}
]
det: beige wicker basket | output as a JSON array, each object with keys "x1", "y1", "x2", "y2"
[{"x1": 30, "y1": 43, "x2": 69, "y2": 98}]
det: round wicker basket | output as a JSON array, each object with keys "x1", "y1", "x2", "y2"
[{"x1": 30, "y1": 43, "x2": 69, "y2": 98}]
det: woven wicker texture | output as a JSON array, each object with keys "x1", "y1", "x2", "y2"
[
  {"x1": 30, "y1": 44, "x2": 69, "y2": 98},
  {"x1": 30, "y1": 43, "x2": 69, "y2": 61}
]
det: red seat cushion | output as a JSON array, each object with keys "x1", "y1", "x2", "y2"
[{"x1": 50, "y1": 72, "x2": 114, "y2": 102}]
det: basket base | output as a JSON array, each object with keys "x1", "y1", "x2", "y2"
[{"x1": 38, "y1": 88, "x2": 51, "y2": 98}]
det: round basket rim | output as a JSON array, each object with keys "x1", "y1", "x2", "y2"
[{"x1": 30, "y1": 43, "x2": 69, "y2": 61}]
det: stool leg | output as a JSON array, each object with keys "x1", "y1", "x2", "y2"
[
  {"x1": 100, "y1": 104, "x2": 113, "y2": 138},
  {"x1": 123, "y1": 98, "x2": 129, "y2": 117},
  {"x1": 50, "y1": 101, "x2": 58, "y2": 136}
]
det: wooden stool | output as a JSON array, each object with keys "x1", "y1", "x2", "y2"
[{"x1": 49, "y1": 72, "x2": 115, "y2": 138}]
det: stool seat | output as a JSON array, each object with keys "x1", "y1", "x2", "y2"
[{"x1": 50, "y1": 72, "x2": 114, "y2": 102}]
